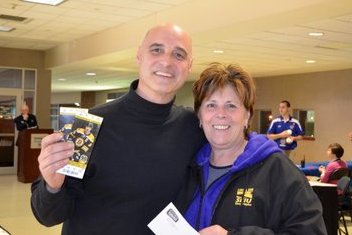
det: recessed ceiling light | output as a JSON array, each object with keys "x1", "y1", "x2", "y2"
[
  {"x1": 306, "y1": 60, "x2": 316, "y2": 64},
  {"x1": 57, "y1": 78, "x2": 66, "y2": 81},
  {"x1": 86, "y1": 72, "x2": 96, "y2": 76},
  {"x1": 21, "y1": 0, "x2": 65, "y2": 6},
  {"x1": 213, "y1": 50, "x2": 224, "y2": 54},
  {"x1": 0, "y1": 26, "x2": 15, "y2": 32},
  {"x1": 308, "y1": 32, "x2": 324, "y2": 37}
]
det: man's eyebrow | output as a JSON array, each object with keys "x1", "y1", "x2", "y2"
[
  {"x1": 175, "y1": 46, "x2": 188, "y2": 56},
  {"x1": 149, "y1": 43, "x2": 164, "y2": 48},
  {"x1": 148, "y1": 43, "x2": 189, "y2": 57}
]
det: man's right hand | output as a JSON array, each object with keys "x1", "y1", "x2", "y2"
[
  {"x1": 38, "y1": 132, "x2": 74, "y2": 190},
  {"x1": 280, "y1": 130, "x2": 292, "y2": 138}
]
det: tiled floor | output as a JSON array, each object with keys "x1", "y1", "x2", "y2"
[
  {"x1": 0, "y1": 175, "x2": 61, "y2": 235},
  {"x1": 1, "y1": 174, "x2": 352, "y2": 235}
]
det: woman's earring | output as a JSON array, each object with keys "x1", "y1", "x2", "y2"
[{"x1": 199, "y1": 122, "x2": 202, "y2": 128}]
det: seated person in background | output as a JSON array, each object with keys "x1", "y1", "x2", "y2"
[
  {"x1": 319, "y1": 143, "x2": 347, "y2": 184},
  {"x1": 177, "y1": 63, "x2": 326, "y2": 235}
]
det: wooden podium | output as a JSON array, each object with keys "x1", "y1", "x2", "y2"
[{"x1": 17, "y1": 128, "x2": 53, "y2": 183}]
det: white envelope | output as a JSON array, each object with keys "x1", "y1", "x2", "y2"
[{"x1": 148, "y1": 202, "x2": 199, "y2": 235}]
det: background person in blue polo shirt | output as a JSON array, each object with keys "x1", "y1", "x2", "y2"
[{"x1": 267, "y1": 100, "x2": 304, "y2": 157}]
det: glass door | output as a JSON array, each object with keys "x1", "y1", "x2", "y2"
[{"x1": 0, "y1": 90, "x2": 21, "y2": 174}]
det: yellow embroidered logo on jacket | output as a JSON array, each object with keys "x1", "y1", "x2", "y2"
[{"x1": 235, "y1": 188, "x2": 254, "y2": 206}]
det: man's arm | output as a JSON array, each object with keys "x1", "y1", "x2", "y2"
[
  {"x1": 14, "y1": 116, "x2": 27, "y2": 131},
  {"x1": 31, "y1": 133, "x2": 78, "y2": 226},
  {"x1": 31, "y1": 177, "x2": 76, "y2": 226},
  {"x1": 267, "y1": 131, "x2": 291, "y2": 141}
]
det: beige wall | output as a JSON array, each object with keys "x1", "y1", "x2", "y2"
[
  {"x1": 175, "y1": 81, "x2": 194, "y2": 108},
  {"x1": 0, "y1": 47, "x2": 52, "y2": 129},
  {"x1": 255, "y1": 69, "x2": 352, "y2": 163}
]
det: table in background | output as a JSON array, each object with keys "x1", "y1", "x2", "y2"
[{"x1": 310, "y1": 181, "x2": 338, "y2": 235}]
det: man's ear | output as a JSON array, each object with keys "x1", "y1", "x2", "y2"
[
  {"x1": 188, "y1": 57, "x2": 193, "y2": 73},
  {"x1": 136, "y1": 46, "x2": 142, "y2": 65}
]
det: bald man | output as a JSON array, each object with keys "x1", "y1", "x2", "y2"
[
  {"x1": 14, "y1": 104, "x2": 38, "y2": 131},
  {"x1": 14, "y1": 104, "x2": 38, "y2": 146},
  {"x1": 31, "y1": 24, "x2": 205, "y2": 235}
]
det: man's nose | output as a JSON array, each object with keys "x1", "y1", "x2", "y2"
[{"x1": 158, "y1": 53, "x2": 173, "y2": 66}]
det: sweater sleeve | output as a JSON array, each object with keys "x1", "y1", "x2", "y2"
[
  {"x1": 30, "y1": 177, "x2": 82, "y2": 227},
  {"x1": 320, "y1": 163, "x2": 334, "y2": 183}
]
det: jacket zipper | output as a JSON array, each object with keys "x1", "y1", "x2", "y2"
[{"x1": 195, "y1": 168, "x2": 204, "y2": 230}]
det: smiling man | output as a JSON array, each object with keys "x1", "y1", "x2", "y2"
[
  {"x1": 31, "y1": 24, "x2": 205, "y2": 235},
  {"x1": 136, "y1": 24, "x2": 193, "y2": 104}
]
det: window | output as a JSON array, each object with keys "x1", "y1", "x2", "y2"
[
  {"x1": 252, "y1": 109, "x2": 272, "y2": 134},
  {"x1": 292, "y1": 109, "x2": 315, "y2": 140}
]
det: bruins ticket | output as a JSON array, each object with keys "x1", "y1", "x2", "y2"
[{"x1": 57, "y1": 108, "x2": 103, "y2": 179}]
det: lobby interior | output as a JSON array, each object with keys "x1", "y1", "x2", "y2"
[{"x1": 1, "y1": 0, "x2": 352, "y2": 234}]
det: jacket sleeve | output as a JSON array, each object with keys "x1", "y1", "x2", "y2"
[
  {"x1": 30, "y1": 176, "x2": 83, "y2": 227},
  {"x1": 14, "y1": 116, "x2": 27, "y2": 131},
  {"x1": 228, "y1": 170, "x2": 327, "y2": 235},
  {"x1": 227, "y1": 227, "x2": 275, "y2": 235},
  {"x1": 31, "y1": 114, "x2": 38, "y2": 128}
]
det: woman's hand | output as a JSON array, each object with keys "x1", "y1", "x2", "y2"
[{"x1": 199, "y1": 225, "x2": 228, "y2": 235}]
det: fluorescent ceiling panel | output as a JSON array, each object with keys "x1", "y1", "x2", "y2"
[
  {"x1": 0, "y1": 26, "x2": 15, "y2": 32},
  {"x1": 22, "y1": 0, "x2": 65, "y2": 6}
]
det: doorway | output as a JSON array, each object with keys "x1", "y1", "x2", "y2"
[{"x1": 0, "y1": 90, "x2": 21, "y2": 174}]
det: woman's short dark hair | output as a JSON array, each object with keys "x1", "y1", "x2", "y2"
[
  {"x1": 192, "y1": 63, "x2": 256, "y2": 139},
  {"x1": 328, "y1": 143, "x2": 344, "y2": 159}
]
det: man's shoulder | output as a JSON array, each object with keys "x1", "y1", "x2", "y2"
[
  {"x1": 288, "y1": 117, "x2": 302, "y2": 128},
  {"x1": 271, "y1": 117, "x2": 282, "y2": 124},
  {"x1": 29, "y1": 113, "x2": 37, "y2": 118},
  {"x1": 172, "y1": 105, "x2": 194, "y2": 113},
  {"x1": 172, "y1": 105, "x2": 197, "y2": 119},
  {"x1": 289, "y1": 117, "x2": 300, "y2": 123},
  {"x1": 89, "y1": 96, "x2": 126, "y2": 117}
]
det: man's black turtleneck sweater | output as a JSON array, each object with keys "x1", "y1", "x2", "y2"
[{"x1": 31, "y1": 80, "x2": 205, "y2": 235}]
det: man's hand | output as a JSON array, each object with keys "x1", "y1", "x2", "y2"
[
  {"x1": 199, "y1": 225, "x2": 228, "y2": 235},
  {"x1": 38, "y1": 132, "x2": 74, "y2": 190},
  {"x1": 280, "y1": 129, "x2": 292, "y2": 138}
]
